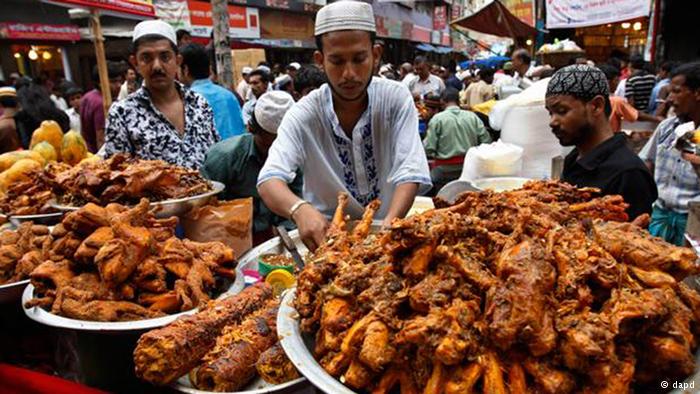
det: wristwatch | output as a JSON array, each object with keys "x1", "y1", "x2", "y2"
[{"x1": 289, "y1": 200, "x2": 310, "y2": 221}]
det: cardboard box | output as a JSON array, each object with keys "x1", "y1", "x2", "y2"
[{"x1": 231, "y1": 48, "x2": 266, "y2": 87}]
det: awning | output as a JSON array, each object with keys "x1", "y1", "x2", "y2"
[
  {"x1": 416, "y1": 43, "x2": 436, "y2": 52},
  {"x1": 451, "y1": 0, "x2": 538, "y2": 39}
]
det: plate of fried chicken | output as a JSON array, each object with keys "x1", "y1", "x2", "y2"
[
  {"x1": 47, "y1": 154, "x2": 222, "y2": 218},
  {"x1": 133, "y1": 283, "x2": 307, "y2": 393},
  {"x1": 21, "y1": 198, "x2": 240, "y2": 331},
  {"x1": 0, "y1": 222, "x2": 53, "y2": 303},
  {"x1": 280, "y1": 182, "x2": 700, "y2": 393}
]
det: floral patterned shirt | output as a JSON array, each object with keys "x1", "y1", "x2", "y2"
[{"x1": 104, "y1": 83, "x2": 220, "y2": 169}]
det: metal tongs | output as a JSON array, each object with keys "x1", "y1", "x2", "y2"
[{"x1": 275, "y1": 225, "x2": 304, "y2": 269}]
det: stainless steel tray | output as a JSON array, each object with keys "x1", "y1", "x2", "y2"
[
  {"x1": 49, "y1": 181, "x2": 225, "y2": 218},
  {"x1": 0, "y1": 211, "x2": 64, "y2": 226}
]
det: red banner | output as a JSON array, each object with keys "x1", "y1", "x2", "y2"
[
  {"x1": 187, "y1": 0, "x2": 260, "y2": 38},
  {"x1": 0, "y1": 22, "x2": 80, "y2": 41},
  {"x1": 433, "y1": 5, "x2": 447, "y2": 30},
  {"x1": 45, "y1": 0, "x2": 155, "y2": 18}
]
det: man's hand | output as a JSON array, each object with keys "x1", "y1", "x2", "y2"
[
  {"x1": 682, "y1": 152, "x2": 700, "y2": 166},
  {"x1": 292, "y1": 203, "x2": 329, "y2": 252}
]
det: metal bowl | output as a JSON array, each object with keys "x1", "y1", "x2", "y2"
[
  {"x1": 49, "y1": 181, "x2": 225, "y2": 218},
  {"x1": 0, "y1": 211, "x2": 64, "y2": 226}
]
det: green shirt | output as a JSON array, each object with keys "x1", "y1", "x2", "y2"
[
  {"x1": 201, "y1": 134, "x2": 302, "y2": 233},
  {"x1": 423, "y1": 106, "x2": 492, "y2": 159}
]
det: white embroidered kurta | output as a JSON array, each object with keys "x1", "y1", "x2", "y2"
[{"x1": 257, "y1": 77, "x2": 431, "y2": 219}]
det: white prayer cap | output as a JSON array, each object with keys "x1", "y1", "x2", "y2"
[
  {"x1": 242, "y1": 67, "x2": 253, "y2": 75},
  {"x1": 257, "y1": 65, "x2": 271, "y2": 74},
  {"x1": 0, "y1": 87, "x2": 16, "y2": 98},
  {"x1": 132, "y1": 20, "x2": 176, "y2": 46},
  {"x1": 315, "y1": 1, "x2": 376, "y2": 37},
  {"x1": 275, "y1": 74, "x2": 292, "y2": 85},
  {"x1": 254, "y1": 91, "x2": 294, "y2": 135},
  {"x1": 288, "y1": 62, "x2": 301, "y2": 70}
]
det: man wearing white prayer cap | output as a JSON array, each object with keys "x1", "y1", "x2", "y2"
[
  {"x1": 237, "y1": 66, "x2": 253, "y2": 100},
  {"x1": 257, "y1": 0, "x2": 432, "y2": 251},
  {"x1": 103, "y1": 19, "x2": 219, "y2": 169},
  {"x1": 202, "y1": 91, "x2": 302, "y2": 238}
]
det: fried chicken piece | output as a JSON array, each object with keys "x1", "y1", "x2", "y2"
[
  {"x1": 255, "y1": 343, "x2": 300, "y2": 385},
  {"x1": 133, "y1": 283, "x2": 272, "y2": 385},
  {"x1": 132, "y1": 257, "x2": 167, "y2": 293},
  {"x1": 321, "y1": 297, "x2": 355, "y2": 333},
  {"x1": 186, "y1": 259, "x2": 216, "y2": 306},
  {"x1": 0, "y1": 244, "x2": 23, "y2": 282},
  {"x1": 194, "y1": 300, "x2": 280, "y2": 391},
  {"x1": 480, "y1": 352, "x2": 507, "y2": 394},
  {"x1": 423, "y1": 362, "x2": 446, "y2": 394},
  {"x1": 74, "y1": 226, "x2": 114, "y2": 262},
  {"x1": 444, "y1": 363, "x2": 482, "y2": 394},
  {"x1": 593, "y1": 219, "x2": 699, "y2": 279},
  {"x1": 523, "y1": 358, "x2": 576, "y2": 394},
  {"x1": 486, "y1": 240, "x2": 557, "y2": 356},
  {"x1": 11, "y1": 250, "x2": 44, "y2": 282},
  {"x1": 62, "y1": 203, "x2": 111, "y2": 236},
  {"x1": 359, "y1": 320, "x2": 395, "y2": 372},
  {"x1": 59, "y1": 298, "x2": 164, "y2": 321},
  {"x1": 138, "y1": 291, "x2": 181, "y2": 314},
  {"x1": 344, "y1": 357, "x2": 374, "y2": 389},
  {"x1": 28, "y1": 260, "x2": 75, "y2": 295}
]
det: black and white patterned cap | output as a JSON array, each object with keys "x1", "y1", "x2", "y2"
[
  {"x1": 315, "y1": 1, "x2": 376, "y2": 36},
  {"x1": 546, "y1": 64, "x2": 609, "y2": 101}
]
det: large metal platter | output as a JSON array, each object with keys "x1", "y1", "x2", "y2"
[
  {"x1": 0, "y1": 211, "x2": 64, "y2": 226},
  {"x1": 0, "y1": 279, "x2": 29, "y2": 304},
  {"x1": 279, "y1": 288, "x2": 356, "y2": 394},
  {"x1": 171, "y1": 237, "x2": 312, "y2": 394},
  {"x1": 49, "y1": 181, "x2": 225, "y2": 218},
  {"x1": 22, "y1": 273, "x2": 244, "y2": 333}
]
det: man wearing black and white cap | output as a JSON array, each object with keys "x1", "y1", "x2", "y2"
[
  {"x1": 545, "y1": 65, "x2": 656, "y2": 220},
  {"x1": 104, "y1": 20, "x2": 219, "y2": 169},
  {"x1": 202, "y1": 91, "x2": 301, "y2": 238},
  {"x1": 257, "y1": 0, "x2": 431, "y2": 251}
]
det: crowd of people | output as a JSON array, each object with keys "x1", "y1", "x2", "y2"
[{"x1": 0, "y1": 0, "x2": 698, "y2": 250}]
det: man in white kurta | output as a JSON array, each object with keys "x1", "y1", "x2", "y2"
[
  {"x1": 257, "y1": 0, "x2": 431, "y2": 251},
  {"x1": 258, "y1": 77, "x2": 431, "y2": 219}
]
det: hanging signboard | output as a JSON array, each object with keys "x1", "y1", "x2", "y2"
[
  {"x1": 0, "y1": 22, "x2": 80, "y2": 41},
  {"x1": 45, "y1": 0, "x2": 155, "y2": 18},
  {"x1": 154, "y1": 0, "x2": 191, "y2": 30},
  {"x1": 546, "y1": 0, "x2": 651, "y2": 29},
  {"x1": 187, "y1": 0, "x2": 260, "y2": 39},
  {"x1": 433, "y1": 5, "x2": 447, "y2": 31}
]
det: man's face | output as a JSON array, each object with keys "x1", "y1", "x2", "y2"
[
  {"x1": 251, "y1": 127, "x2": 277, "y2": 155},
  {"x1": 131, "y1": 39, "x2": 181, "y2": 92},
  {"x1": 126, "y1": 68, "x2": 137, "y2": 82},
  {"x1": 68, "y1": 93, "x2": 81, "y2": 110},
  {"x1": 669, "y1": 75, "x2": 699, "y2": 120},
  {"x1": 249, "y1": 75, "x2": 268, "y2": 98},
  {"x1": 314, "y1": 31, "x2": 380, "y2": 102},
  {"x1": 545, "y1": 95, "x2": 594, "y2": 147},
  {"x1": 109, "y1": 76, "x2": 124, "y2": 99},
  {"x1": 178, "y1": 34, "x2": 191, "y2": 47},
  {"x1": 511, "y1": 56, "x2": 523, "y2": 71},
  {"x1": 415, "y1": 62, "x2": 430, "y2": 80},
  {"x1": 288, "y1": 68, "x2": 298, "y2": 79}
]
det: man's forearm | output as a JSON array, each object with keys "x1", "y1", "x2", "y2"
[
  {"x1": 258, "y1": 178, "x2": 304, "y2": 219},
  {"x1": 383, "y1": 183, "x2": 419, "y2": 225}
]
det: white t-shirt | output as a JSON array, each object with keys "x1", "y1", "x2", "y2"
[
  {"x1": 257, "y1": 77, "x2": 432, "y2": 219},
  {"x1": 406, "y1": 74, "x2": 445, "y2": 98},
  {"x1": 65, "y1": 107, "x2": 81, "y2": 133}
]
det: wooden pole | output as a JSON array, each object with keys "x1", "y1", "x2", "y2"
[
  {"x1": 90, "y1": 10, "x2": 112, "y2": 117},
  {"x1": 211, "y1": 0, "x2": 234, "y2": 91}
]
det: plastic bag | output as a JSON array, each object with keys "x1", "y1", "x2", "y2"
[
  {"x1": 460, "y1": 140, "x2": 524, "y2": 180},
  {"x1": 181, "y1": 198, "x2": 253, "y2": 259}
]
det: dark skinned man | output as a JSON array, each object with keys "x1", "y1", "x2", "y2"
[{"x1": 545, "y1": 64, "x2": 657, "y2": 221}]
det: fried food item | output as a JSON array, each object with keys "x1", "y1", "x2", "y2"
[
  {"x1": 0, "y1": 164, "x2": 63, "y2": 215},
  {"x1": 295, "y1": 181, "x2": 700, "y2": 393},
  {"x1": 255, "y1": 343, "x2": 299, "y2": 385},
  {"x1": 48, "y1": 153, "x2": 212, "y2": 206},
  {"x1": 0, "y1": 222, "x2": 51, "y2": 284},
  {"x1": 133, "y1": 283, "x2": 272, "y2": 386},
  {"x1": 24, "y1": 198, "x2": 237, "y2": 322},
  {"x1": 193, "y1": 299, "x2": 280, "y2": 391}
]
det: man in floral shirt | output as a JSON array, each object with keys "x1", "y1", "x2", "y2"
[{"x1": 104, "y1": 20, "x2": 219, "y2": 169}]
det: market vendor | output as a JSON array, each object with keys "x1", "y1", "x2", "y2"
[
  {"x1": 257, "y1": 0, "x2": 431, "y2": 251},
  {"x1": 545, "y1": 64, "x2": 657, "y2": 220},
  {"x1": 104, "y1": 20, "x2": 219, "y2": 169},
  {"x1": 201, "y1": 91, "x2": 301, "y2": 241}
]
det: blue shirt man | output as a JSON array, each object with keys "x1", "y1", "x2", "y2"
[{"x1": 180, "y1": 43, "x2": 245, "y2": 140}]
